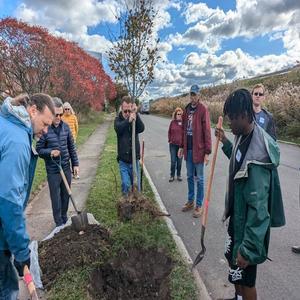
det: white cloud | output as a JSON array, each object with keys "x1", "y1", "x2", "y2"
[
  {"x1": 172, "y1": 0, "x2": 300, "y2": 54},
  {"x1": 15, "y1": 0, "x2": 119, "y2": 54}
]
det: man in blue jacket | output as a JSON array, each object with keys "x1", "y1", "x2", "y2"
[
  {"x1": 36, "y1": 97, "x2": 79, "y2": 229},
  {"x1": 0, "y1": 93, "x2": 54, "y2": 299}
]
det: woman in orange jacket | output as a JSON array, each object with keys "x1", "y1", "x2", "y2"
[{"x1": 62, "y1": 102, "x2": 79, "y2": 142}]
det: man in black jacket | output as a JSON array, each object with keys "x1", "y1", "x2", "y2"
[
  {"x1": 114, "y1": 96, "x2": 145, "y2": 195},
  {"x1": 37, "y1": 97, "x2": 79, "y2": 228}
]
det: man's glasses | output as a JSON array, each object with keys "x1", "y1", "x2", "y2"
[
  {"x1": 64, "y1": 108, "x2": 70, "y2": 111},
  {"x1": 253, "y1": 92, "x2": 264, "y2": 96},
  {"x1": 123, "y1": 109, "x2": 131, "y2": 113},
  {"x1": 190, "y1": 92, "x2": 197, "y2": 96},
  {"x1": 55, "y1": 113, "x2": 63, "y2": 117}
]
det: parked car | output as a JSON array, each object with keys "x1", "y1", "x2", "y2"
[{"x1": 140, "y1": 101, "x2": 150, "y2": 114}]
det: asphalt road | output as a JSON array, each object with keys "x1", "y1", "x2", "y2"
[{"x1": 140, "y1": 114, "x2": 300, "y2": 300}]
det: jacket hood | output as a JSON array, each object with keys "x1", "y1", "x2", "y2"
[
  {"x1": 235, "y1": 123, "x2": 280, "y2": 179},
  {"x1": 1, "y1": 97, "x2": 32, "y2": 132}
]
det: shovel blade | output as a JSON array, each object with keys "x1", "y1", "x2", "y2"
[
  {"x1": 192, "y1": 247, "x2": 206, "y2": 269},
  {"x1": 71, "y1": 211, "x2": 89, "y2": 232}
]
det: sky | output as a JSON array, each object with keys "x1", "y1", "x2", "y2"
[{"x1": 1, "y1": 0, "x2": 300, "y2": 99}]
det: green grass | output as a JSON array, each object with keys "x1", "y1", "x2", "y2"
[
  {"x1": 47, "y1": 125, "x2": 198, "y2": 300},
  {"x1": 31, "y1": 112, "x2": 105, "y2": 195}
]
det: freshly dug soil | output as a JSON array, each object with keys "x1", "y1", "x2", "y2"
[
  {"x1": 39, "y1": 224, "x2": 110, "y2": 290},
  {"x1": 117, "y1": 192, "x2": 170, "y2": 221},
  {"x1": 88, "y1": 247, "x2": 174, "y2": 300}
]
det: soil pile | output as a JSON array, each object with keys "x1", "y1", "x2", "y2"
[
  {"x1": 39, "y1": 224, "x2": 110, "y2": 289},
  {"x1": 117, "y1": 192, "x2": 170, "y2": 221},
  {"x1": 88, "y1": 247, "x2": 173, "y2": 300}
]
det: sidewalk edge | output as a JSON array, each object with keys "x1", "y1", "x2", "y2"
[{"x1": 143, "y1": 165, "x2": 212, "y2": 300}]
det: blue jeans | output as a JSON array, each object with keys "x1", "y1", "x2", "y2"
[
  {"x1": 119, "y1": 160, "x2": 140, "y2": 195},
  {"x1": 186, "y1": 150, "x2": 204, "y2": 207},
  {"x1": 169, "y1": 144, "x2": 182, "y2": 177},
  {"x1": 0, "y1": 251, "x2": 19, "y2": 300}
]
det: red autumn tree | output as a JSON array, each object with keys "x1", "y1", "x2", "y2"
[{"x1": 0, "y1": 18, "x2": 116, "y2": 111}]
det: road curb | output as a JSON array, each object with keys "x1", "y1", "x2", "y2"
[{"x1": 143, "y1": 165, "x2": 212, "y2": 300}]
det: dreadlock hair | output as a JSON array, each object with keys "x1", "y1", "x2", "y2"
[{"x1": 223, "y1": 88, "x2": 255, "y2": 123}]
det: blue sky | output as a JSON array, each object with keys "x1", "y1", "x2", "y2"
[{"x1": 1, "y1": 0, "x2": 299, "y2": 98}]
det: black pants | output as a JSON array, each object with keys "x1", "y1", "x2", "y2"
[{"x1": 47, "y1": 168, "x2": 72, "y2": 227}]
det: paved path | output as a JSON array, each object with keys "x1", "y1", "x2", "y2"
[
  {"x1": 19, "y1": 120, "x2": 110, "y2": 299},
  {"x1": 140, "y1": 114, "x2": 300, "y2": 300}
]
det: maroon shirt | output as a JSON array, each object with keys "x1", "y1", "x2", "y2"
[
  {"x1": 168, "y1": 119, "x2": 183, "y2": 146},
  {"x1": 181, "y1": 102, "x2": 212, "y2": 163}
]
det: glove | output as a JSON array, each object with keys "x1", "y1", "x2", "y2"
[{"x1": 13, "y1": 258, "x2": 30, "y2": 277}]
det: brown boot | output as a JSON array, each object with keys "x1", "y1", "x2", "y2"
[
  {"x1": 181, "y1": 201, "x2": 194, "y2": 212},
  {"x1": 193, "y1": 206, "x2": 203, "y2": 218}
]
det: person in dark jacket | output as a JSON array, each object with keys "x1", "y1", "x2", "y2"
[
  {"x1": 252, "y1": 83, "x2": 276, "y2": 140},
  {"x1": 168, "y1": 107, "x2": 183, "y2": 182},
  {"x1": 36, "y1": 97, "x2": 79, "y2": 228},
  {"x1": 114, "y1": 95, "x2": 145, "y2": 195},
  {"x1": 215, "y1": 89, "x2": 285, "y2": 300},
  {"x1": 178, "y1": 85, "x2": 212, "y2": 218},
  {"x1": 0, "y1": 93, "x2": 54, "y2": 299}
]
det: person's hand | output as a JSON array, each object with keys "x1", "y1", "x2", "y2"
[
  {"x1": 236, "y1": 251, "x2": 249, "y2": 269},
  {"x1": 50, "y1": 150, "x2": 60, "y2": 157},
  {"x1": 132, "y1": 103, "x2": 137, "y2": 113},
  {"x1": 14, "y1": 258, "x2": 30, "y2": 277},
  {"x1": 204, "y1": 154, "x2": 210, "y2": 165},
  {"x1": 129, "y1": 112, "x2": 136, "y2": 123},
  {"x1": 215, "y1": 127, "x2": 227, "y2": 144},
  {"x1": 178, "y1": 148, "x2": 183, "y2": 158},
  {"x1": 73, "y1": 166, "x2": 79, "y2": 177}
]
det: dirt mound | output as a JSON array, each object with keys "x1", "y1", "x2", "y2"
[
  {"x1": 117, "y1": 192, "x2": 170, "y2": 221},
  {"x1": 39, "y1": 224, "x2": 110, "y2": 289},
  {"x1": 88, "y1": 247, "x2": 173, "y2": 300}
]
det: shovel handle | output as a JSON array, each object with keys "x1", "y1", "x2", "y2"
[
  {"x1": 59, "y1": 168, "x2": 79, "y2": 213},
  {"x1": 59, "y1": 168, "x2": 72, "y2": 196},
  {"x1": 23, "y1": 265, "x2": 39, "y2": 300},
  {"x1": 201, "y1": 116, "x2": 223, "y2": 227}
]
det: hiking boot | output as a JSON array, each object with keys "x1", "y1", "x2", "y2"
[
  {"x1": 182, "y1": 201, "x2": 194, "y2": 212},
  {"x1": 292, "y1": 246, "x2": 300, "y2": 254},
  {"x1": 193, "y1": 206, "x2": 203, "y2": 218},
  {"x1": 169, "y1": 176, "x2": 175, "y2": 182},
  {"x1": 177, "y1": 176, "x2": 182, "y2": 181}
]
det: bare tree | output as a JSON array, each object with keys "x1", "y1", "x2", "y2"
[{"x1": 108, "y1": 0, "x2": 160, "y2": 191}]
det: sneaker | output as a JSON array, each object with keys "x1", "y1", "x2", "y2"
[
  {"x1": 292, "y1": 246, "x2": 300, "y2": 254},
  {"x1": 177, "y1": 176, "x2": 182, "y2": 181},
  {"x1": 193, "y1": 206, "x2": 203, "y2": 218},
  {"x1": 169, "y1": 176, "x2": 175, "y2": 182},
  {"x1": 182, "y1": 201, "x2": 194, "y2": 212}
]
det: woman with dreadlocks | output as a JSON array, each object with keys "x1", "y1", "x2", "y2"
[{"x1": 215, "y1": 88, "x2": 285, "y2": 300}]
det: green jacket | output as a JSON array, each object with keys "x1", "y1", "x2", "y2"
[{"x1": 222, "y1": 124, "x2": 285, "y2": 265}]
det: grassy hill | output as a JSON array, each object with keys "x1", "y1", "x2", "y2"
[{"x1": 151, "y1": 66, "x2": 300, "y2": 143}]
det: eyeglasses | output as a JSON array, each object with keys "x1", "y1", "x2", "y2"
[
  {"x1": 253, "y1": 92, "x2": 264, "y2": 96},
  {"x1": 64, "y1": 108, "x2": 70, "y2": 111},
  {"x1": 190, "y1": 92, "x2": 197, "y2": 96},
  {"x1": 123, "y1": 109, "x2": 131, "y2": 113},
  {"x1": 176, "y1": 113, "x2": 182, "y2": 115},
  {"x1": 55, "y1": 113, "x2": 64, "y2": 117}
]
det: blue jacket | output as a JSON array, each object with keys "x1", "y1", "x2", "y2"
[
  {"x1": 0, "y1": 98, "x2": 37, "y2": 262},
  {"x1": 36, "y1": 121, "x2": 79, "y2": 174}
]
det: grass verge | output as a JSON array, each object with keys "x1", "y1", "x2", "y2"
[
  {"x1": 47, "y1": 125, "x2": 198, "y2": 300},
  {"x1": 31, "y1": 112, "x2": 105, "y2": 196}
]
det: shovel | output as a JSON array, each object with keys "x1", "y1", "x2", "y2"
[
  {"x1": 23, "y1": 265, "x2": 39, "y2": 300},
  {"x1": 59, "y1": 166, "x2": 89, "y2": 232},
  {"x1": 140, "y1": 139, "x2": 145, "y2": 191},
  {"x1": 192, "y1": 116, "x2": 223, "y2": 268}
]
